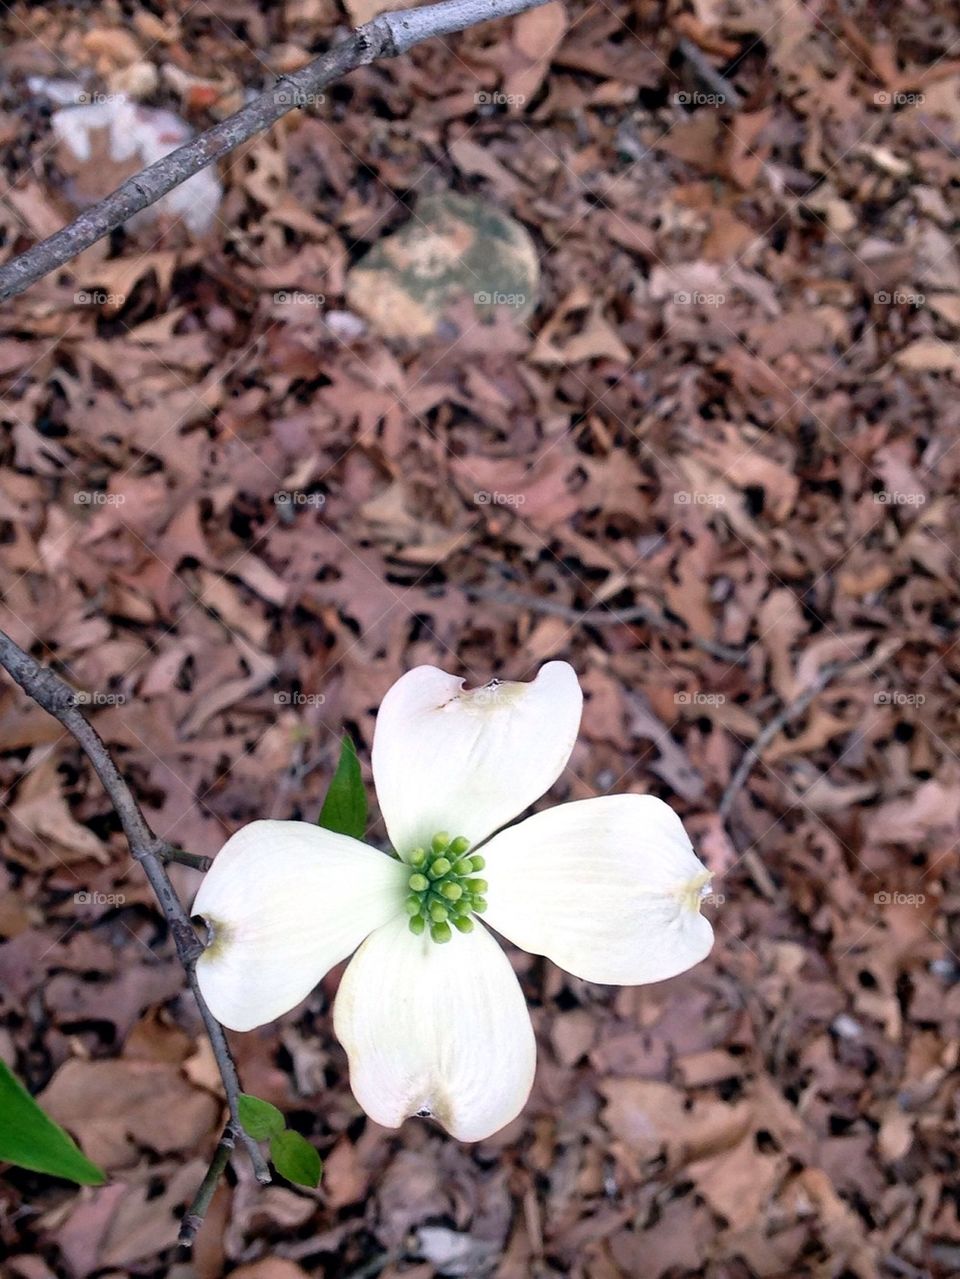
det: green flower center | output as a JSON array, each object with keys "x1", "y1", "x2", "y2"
[{"x1": 405, "y1": 832, "x2": 488, "y2": 944}]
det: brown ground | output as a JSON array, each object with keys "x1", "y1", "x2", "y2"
[{"x1": 1, "y1": 0, "x2": 960, "y2": 1275}]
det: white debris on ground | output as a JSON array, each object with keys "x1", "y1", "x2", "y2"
[
  {"x1": 37, "y1": 84, "x2": 222, "y2": 237},
  {"x1": 27, "y1": 77, "x2": 94, "y2": 106}
]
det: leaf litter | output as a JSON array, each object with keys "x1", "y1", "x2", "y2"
[{"x1": 1, "y1": 0, "x2": 960, "y2": 1275}]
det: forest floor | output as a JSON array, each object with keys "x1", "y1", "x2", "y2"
[{"x1": 1, "y1": 0, "x2": 960, "y2": 1275}]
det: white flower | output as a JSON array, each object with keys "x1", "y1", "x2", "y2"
[{"x1": 192, "y1": 662, "x2": 714, "y2": 1141}]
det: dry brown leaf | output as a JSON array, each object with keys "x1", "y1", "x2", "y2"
[{"x1": 40, "y1": 1059, "x2": 220, "y2": 1169}]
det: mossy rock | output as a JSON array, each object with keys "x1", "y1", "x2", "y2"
[{"x1": 346, "y1": 193, "x2": 539, "y2": 340}]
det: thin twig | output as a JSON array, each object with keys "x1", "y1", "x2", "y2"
[
  {"x1": 717, "y1": 660, "x2": 858, "y2": 900},
  {"x1": 179, "y1": 1120, "x2": 239, "y2": 1245},
  {"x1": 0, "y1": 629, "x2": 270, "y2": 1230},
  {"x1": 163, "y1": 847, "x2": 214, "y2": 872},
  {"x1": 718, "y1": 659, "x2": 856, "y2": 822},
  {"x1": 464, "y1": 584, "x2": 749, "y2": 664},
  {"x1": 677, "y1": 36, "x2": 744, "y2": 109},
  {"x1": 0, "y1": 0, "x2": 548, "y2": 303}
]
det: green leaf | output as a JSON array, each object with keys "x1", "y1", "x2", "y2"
[
  {"x1": 317, "y1": 734, "x2": 367, "y2": 839},
  {"x1": 269, "y1": 1129, "x2": 322, "y2": 1188},
  {"x1": 238, "y1": 1093, "x2": 285, "y2": 1141},
  {"x1": 0, "y1": 1061, "x2": 105, "y2": 1185}
]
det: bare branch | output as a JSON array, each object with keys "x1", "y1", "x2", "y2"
[
  {"x1": 0, "y1": 629, "x2": 270, "y2": 1231},
  {"x1": 0, "y1": 0, "x2": 549, "y2": 303}
]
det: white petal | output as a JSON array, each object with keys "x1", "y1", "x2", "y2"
[
  {"x1": 372, "y1": 661, "x2": 582, "y2": 856},
  {"x1": 333, "y1": 914, "x2": 536, "y2": 1141},
  {"x1": 193, "y1": 820, "x2": 407, "y2": 1031},
  {"x1": 481, "y1": 795, "x2": 714, "y2": 985}
]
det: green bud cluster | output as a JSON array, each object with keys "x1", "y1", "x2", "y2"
[{"x1": 405, "y1": 832, "x2": 488, "y2": 943}]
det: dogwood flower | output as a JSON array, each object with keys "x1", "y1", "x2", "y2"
[{"x1": 193, "y1": 662, "x2": 714, "y2": 1141}]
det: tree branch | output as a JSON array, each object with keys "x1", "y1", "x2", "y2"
[
  {"x1": 0, "y1": 629, "x2": 270, "y2": 1235},
  {"x1": 0, "y1": 0, "x2": 549, "y2": 303},
  {"x1": 179, "y1": 1120, "x2": 240, "y2": 1246}
]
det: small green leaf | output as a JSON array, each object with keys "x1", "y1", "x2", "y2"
[
  {"x1": 269, "y1": 1129, "x2": 322, "y2": 1188},
  {"x1": 317, "y1": 734, "x2": 367, "y2": 839},
  {"x1": 238, "y1": 1093, "x2": 285, "y2": 1141},
  {"x1": 0, "y1": 1061, "x2": 105, "y2": 1185}
]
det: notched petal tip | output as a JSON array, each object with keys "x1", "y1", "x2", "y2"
[
  {"x1": 334, "y1": 916, "x2": 536, "y2": 1142},
  {"x1": 372, "y1": 661, "x2": 583, "y2": 855},
  {"x1": 676, "y1": 869, "x2": 714, "y2": 913},
  {"x1": 195, "y1": 913, "x2": 232, "y2": 960},
  {"x1": 481, "y1": 793, "x2": 716, "y2": 987},
  {"x1": 192, "y1": 819, "x2": 407, "y2": 1031}
]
